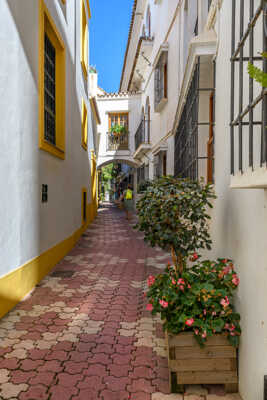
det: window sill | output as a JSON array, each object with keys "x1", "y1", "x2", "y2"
[
  {"x1": 230, "y1": 166, "x2": 267, "y2": 189},
  {"x1": 154, "y1": 97, "x2": 167, "y2": 113},
  {"x1": 39, "y1": 139, "x2": 65, "y2": 160}
]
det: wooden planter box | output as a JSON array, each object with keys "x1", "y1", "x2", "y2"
[{"x1": 166, "y1": 332, "x2": 238, "y2": 393}]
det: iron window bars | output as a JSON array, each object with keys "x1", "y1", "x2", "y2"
[
  {"x1": 44, "y1": 34, "x2": 56, "y2": 146},
  {"x1": 230, "y1": 0, "x2": 267, "y2": 174},
  {"x1": 135, "y1": 119, "x2": 150, "y2": 150},
  {"x1": 174, "y1": 58, "x2": 215, "y2": 181},
  {"x1": 154, "y1": 51, "x2": 168, "y2": 110},
  {"x1": 137, "y1": 165, "x2": 145, "y2": 184}
]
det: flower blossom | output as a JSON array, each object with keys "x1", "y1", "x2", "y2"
[
  {"x1": 159, "y1": 300, "x2": 168, "y2": 308},
  {"x1": 223, "y1": 266, "x2": 231, "y2": 275},
  {"x1": 185, "y1": 318, "x2": 194, "y2": 327},
  {"x1": 187, "y1": 284, "x2": 191, "y2": 289},
  {"x1": 147, "y1": 275, "x2": 155, "y2": 287},
  {"x1": 203, "y1": 309, "x2": 207, "y2": 316},
  {"x1": 146, "y1": 303, "x2": 153, "y2": 311},
  {"x1": 171, "y1": 278, "x2": 176, "y2": 285},
  {"x1": 194, "y1": 328, "x2": 199, "y2": 335},
  {"x1": 212, "y1": 311, "x2": 217, "y2": 316},
  {"x1": 202, "y1": 331, "x2": 207, "y2": 338},
  {"x1": 178, "y1": 278, "x2": 185, "y2": 285},
  {"x1": 220, "y1": 296, "x2": 230, "y2": 308},
  {"x1": 232, "y1": 274, "x2": 240, "y2": 286},
  {"x1": 190, "y1": 252, "x2": 199, "y2": 261}
]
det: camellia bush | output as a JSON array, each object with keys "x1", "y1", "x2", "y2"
[
  {"x1": 135, "y1": 176, "x2": 216, "y2": 273},
  {"x1": 146, "y1": 257, "x2": 241, "y2": 347}
]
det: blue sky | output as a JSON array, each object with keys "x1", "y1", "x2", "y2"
[{"x1": 90, "y1": 0, "x2": 133, "y2": 93}]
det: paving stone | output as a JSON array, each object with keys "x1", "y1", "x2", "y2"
[
  {"x1": 19, "y1": 385, "x2": 49, "y2": 400},
  {"x1": 0, "y1": 382, "x2": 28, "y2": 399},
  {"x1": 103, "y1": 375, "x2": 131, "y2": 391},
  {"x1": 185, "y1": 385, "x2": 209, "y2": 395},
  {"x1": 152, "y1": 393, "x2": 183, "y2": 399}
]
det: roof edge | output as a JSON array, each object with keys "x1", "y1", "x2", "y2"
[{"x1": 119, "y1": 0, "x2": 138, "y2": 92}]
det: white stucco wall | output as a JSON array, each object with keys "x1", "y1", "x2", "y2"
[
  {"x1": 96, "y1": 94, "x2": 141, "y2": 168},
  {"x1": 0, "y1": 0, "x2": 95, "y2": 278},
  {"x1": 210, "y1": 2, "x2": 267, "y2": 399}
]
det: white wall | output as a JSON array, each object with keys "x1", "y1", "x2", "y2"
[
  {"x1": 0, "y1": 0, "x2": 95, "y2": 277},
  {"x1": 210, "y1": 2, "x2": 267, "y2": 399}
]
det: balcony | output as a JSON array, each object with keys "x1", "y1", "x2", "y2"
[
  {"x1": 134, "y1": 119, "x2": 151, "y2": 159},
  {"x1": 106, "y1": 132, "x2": 129, "y2": 151}
]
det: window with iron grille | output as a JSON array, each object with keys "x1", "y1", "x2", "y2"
[
  {"x1": 174, "y1": 62, "x2": 200, "y2": 180},
  {"x1": 44, "y1": 34, "x2": 56, "y2": 145},
  {"x1": 154, "y1": 51, "x2": 168, "y2": 111},
  {"x1": 174, "y1": 59, "x2": 215, "y2": 181},
  {"x1": 230, "y1": 0, "x2": 267, "y2": 175}
]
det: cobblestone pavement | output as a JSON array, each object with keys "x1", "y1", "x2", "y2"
[{"x1": 0, "y1": 204, "x2": 242, "y2": 400}]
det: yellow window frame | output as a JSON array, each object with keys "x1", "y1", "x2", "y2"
[
  {"x1": 81, "y1": 100, "x2": 88, "y2": 150},
  {"x1": 39, "y1": 0, "x2": 66, "y2": 159},
  {"x1": 81, "y1": 0, "x2": 88, "y2": 80}
]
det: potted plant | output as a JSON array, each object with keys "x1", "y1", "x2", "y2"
[
  {"x1": 135, "y1": 177, "x2": 241, "y2": 392},
  {"x1": 109, "y1": 124, "x2": 127, "y2": 138}
]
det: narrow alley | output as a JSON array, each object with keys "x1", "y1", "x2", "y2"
[{"x1": 0, "y1": 204, "x2": 171, "y2": 400}]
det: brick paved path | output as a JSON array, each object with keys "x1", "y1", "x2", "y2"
[
  {"x1": 0, "y1": 204, "x2": 242, "y2": 400},
  {"x1": 0, "y1": 204, "x2": 172, "y2": 400}
]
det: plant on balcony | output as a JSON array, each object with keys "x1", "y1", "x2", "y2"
[{"x1": 109, "y1": 124, "x2": 127, "y2": 138}]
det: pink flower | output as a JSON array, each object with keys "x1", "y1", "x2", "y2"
[
  {"x1": 202, "y1": 331, "x2": 207, "y2": 338},
  {"x1": 221, "y1": 311, "x2": 225, "y2": 316},
  {"x1": 178, "y1": 278, "x2": 185, "y2": 285},
  {"x1": 222, "y1": 259, "x2": 228, "y2": 264},
  {"x1": 159, "y1": 300, "x2": 168, "y2": 308},
  {"x1": 185, "y1": 318, "x2": 194, "y2": 327},
  {"x1": 171, "y1": 278, "x2": 176, "y2": 285},
  {"x1": 187, "y1": 284, "x2": 191, "y2": 289},
  {"x1": 192, "y1": 252, "x2": 199, "y2": 260},
  {"x1": 203, "y1": 309, "x2": 207, "y2": 316},
  {"x1": 232, "y1": 274, "x2": 240, "y2": 286},
  {"x1": 146, "y1": 303, "x2": 153, "y2": 311},
  {"x1": 144, "y1": 292, "x2": 146, "y2": 297},
  {"x1": 147, "y1": 275, "x2": 155, "y2": 287},
  {"x1": 179, "y1": 285, "x2": 184, "y2": 291},
  {"x1": 224, "y1": 323, "x2": 230, "y2": 330},
  {"x1": 212, "y1": 311, "x2": 217, "y2": 316},
  {"x1": 223, "y1": 266, "x2": 231, "y2": 275},
  {"x1": 230, "y1": 324, "x2": 235, "y2": 331},
  {"x1": 220, "y1": 296, "x2": 230, "y2": 308},
  {"x1": 194, "y1": 329, "x2": 199, "y2": 335},
  {"x1": 230, "y1": 332, "x2": 236, "y2": 336}
]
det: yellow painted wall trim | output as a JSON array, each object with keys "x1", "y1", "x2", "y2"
[
  {"x1": 85, "y1": 0, "x2": 92, "y2": 19},
  {"x1": 81, "y1": 100, "x2": 88, "y2": 150},
  {"x1": 80, "y1": 0, "x2": 88, "y2": 80},
  {"x1": 89, "y1": 97, "x2": 101, "y2": 125},
  {"x1": 0, "y1": 211, "x2": 95, "y2": 320}
]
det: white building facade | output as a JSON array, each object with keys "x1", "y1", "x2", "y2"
[
  {"x1": 108, "y1": 0, "x2": 267, "y2": 398},
  {"x1": 0, "y1": 0, "x2": 99, "y2": 318}
]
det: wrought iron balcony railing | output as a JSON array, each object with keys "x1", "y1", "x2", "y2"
[
  {"x1": 135, "y1": 119, "x2": 150, "y2": 151},
  {"x1": 106, "y1": 132, "x2": 129, "y2": 151}
]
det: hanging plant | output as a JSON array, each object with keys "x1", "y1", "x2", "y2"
[{"x1": 109, "y1": 124, "x2": 127, "y2": 137}]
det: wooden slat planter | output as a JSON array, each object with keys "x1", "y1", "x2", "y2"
[{"x1": 166, "y1": 332, "x2": 238, "y2": 393}]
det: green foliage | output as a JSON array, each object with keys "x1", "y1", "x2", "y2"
[
  {"x1": 247, "y1": 52, "x2": 267, "y2": 88},
  {"x1": 137, "y1": 180, "x2": 152, "y2": 193},
  {"x1": 146, "y1": 258, "x2": 241, "y2": 347},
  {"x1": 101, "y1": 164, "x2": 113, "y2": 182},
  {"x1": 135, "y1": 176, "x2": 216, "y2": 269},
  {"x1": 109, "y1": 124, "x2": 127, "y2": 136}
]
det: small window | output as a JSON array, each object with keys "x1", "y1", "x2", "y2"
[
  {"x1": 154, "y1": 51, "x2": 168, "y2": 112},
  {"x1": 39, "y1": 0, "x2": 66, "y2": 159},
  {"x1": 81, "y1": 100, "x2": 88, "y2": 150},
  {"x1": 81, "y1": 0, "x2": 88, "y2": 79},
  {"x1": 146, "y1": 6, "x2": 151, "y2": 38},
  {"x1": 108, "y1": 113, "x2": 128, "y2": 130},
  {"x1": 82, "y1": 188, "x2": 87, "y2": 223}
]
